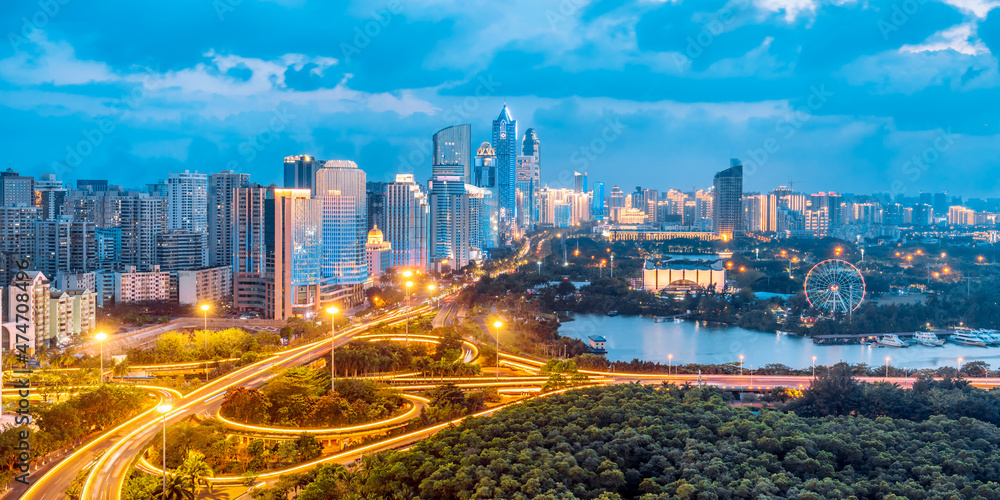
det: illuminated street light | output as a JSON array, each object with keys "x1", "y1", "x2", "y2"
[
  {"x1": 812, "y1": 356, "x2": 817, "y2": 379},
  {"x1": 95, "y1": 332, "x2": 108, "y2": 384},
  {"x1": 978, "y1": 256, "x2": 985, "y2": 263},
  {"x1": 493, "y1": 321, "x2": 503, "y2": 380},
  {"x1": 739, "y1": 355, "x2": 744, "y2": 376},
  {"x1": 958, "y1": 357, "x2": 964, "y2": 373},
  {"x1": 327, "y1": 306, "x2": 339, "y2": 394},
  {"x1": 668, "y1": 354, "x2": 673, "y2": 377},
  {"x1": 157, "y1": 403, "x2": 173, "y2": 495}
]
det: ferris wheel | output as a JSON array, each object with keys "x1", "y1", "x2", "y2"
[{"x1": 804, "y1": 259, "x2": 866, "y2": 314}]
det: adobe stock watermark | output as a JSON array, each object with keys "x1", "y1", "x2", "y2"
[
  {"x1": 878, "y1": 0, "x2": 932, "y2": 40},
  {"x1": 397, "y1": 74, "x2": 500, "y2": 173},
  {"x1": 566, "y1": 115, "x2": 626, "y2": 175},
  {"x1": 229, "y1": 104, "x2": 298, "y2": 167},
  {"x1": 742, "y1": 85, "x2": 833, "y2": 177},
  {"x1": 340, "y1": 1, "x2": 404, "y2": 64},
  {"x1": 51, "y1": 67, "x2": 161, "y2": 178},
  {"x1": 673, "y1": 0, "x2": 750, "y2": 71},
  {"x1": 546, "y1": 0, "x2": 585, "y2": 30},
  {"x1": 889, "y1": 128, "x2": 957, "y2": 196},
  {"x1": 7, "y1": 0, "x2": 72, "y2": 51}
]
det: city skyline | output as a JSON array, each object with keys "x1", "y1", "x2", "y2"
[{"x1": 3, "y1": 1, "x2": 1000, "y2": 195}]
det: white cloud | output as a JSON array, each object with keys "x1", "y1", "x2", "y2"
[
  {"x1": 901, "y1": 23, "x2": 989, "y2": 56},
  {"x1": 941, "y1": 0, "x2": 1000, "y2": 17},
  {"x1": 0, "y1": 32, "x2": 117, "y2": 86}
]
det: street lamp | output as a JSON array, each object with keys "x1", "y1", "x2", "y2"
[
  {"x1": 405, "y1": 281, "x2": 413, "y2": 346},
  {"x1": 739, "y1": 355, "x2": 744, "y2": 377},
  {"x1": 157, "y1": 403, "x2": 173, "y2": 495},
  {"x1": 668, "y1": 354, "x2": 673, "y2": 377},
  {"x1": 427, "y1": 284, "x2": 436, "y2": 305},
  {"x1": 812, "y1": 355, "x2": 817, "y2": 379},
  {"x1": 95, "y1": 332, "x2": 107, "y2": 384},
  {"x1": 493, "y1": 320, "x2": 503, "y2": 380},
  {"x1": 327, "y1": 306, "x2": 339, "y2": 394},
  {"x1": 958, "y1": 357, "x2": 964, "y2": 374},
  {"x1": 200, "y1": 304, "x2": 211, "y2": 381},
  {"x1": 537, "y1": 261, "x2": 542, "y2": 274}
]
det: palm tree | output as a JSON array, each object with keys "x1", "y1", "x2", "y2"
[
  {"x1": 178, "y1": 450, "x2": 214, "y2": 497},
  {"x1": 157, "y1": 472, "x2": 194, "y2": 500},
  {"x1": 112, "y1": 358, "x2": 131, "y2": 381}
]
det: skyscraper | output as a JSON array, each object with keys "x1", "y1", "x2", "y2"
[
  {"x1": 515, "y1": 155, "x2": 537, "y2": 231},
  {"x1": 574, "y1": 172, "x2": 588, "y2": 194},
  {"x1": 34, "y1": 174, "x2": 67, "y2": 220},
  {"x1": 167, "y1": 170, "x2": 208, "y2": 233},
  {"x1": 385, "y1": 174, "x2": 429, "y2": 269},
  {"x1": 34, "y1": 219, "x2": 95, "y2": 278},
  {"x1": 523, "y1": 128, "x2": 541, "y2": 222},
  {"x1": 271, "y1": 189, "x2": 322, "y2": 320},
  {"x1": 208, "y1": 170, "x2": 250, "y2": 267},
  {"x1": 156, "y1": 230, "x2": 208, "y2": 270},
  {"x1": 432, "y1": 124, "x2": 472, "y2": 183},
  {"x1": 1, "y1": 168, "x2": 34, "y2": 207},
  {"x1": 233, "y1": 183, "x2": 271, "y2": 276},
  {"x1": 366, "y1": 181, "x2": 387, "y2": 232},
  {"x1": 492, "y1": 105, "x2": 517, "y2": 244},
  {"x1": 430, "y1": 126, "x2": 472, "y2": 269},
  {"x1": 591, "y1": 181, "x2": 605, "y2": 220},
  {"x1": 315, "y1": 160, "x2": 368, "y2": 288},
  {"x1": 283, "y1": 155, "x2": 324, "y2": 194},
  {"x1": 118, "y1": 192, "x2": 167, "y2": 271},
  {"x1": 474, "y1": 142, "x2": 498, "y2": 189},
  {"x1": 609, "y1": 185, "x2": 625, "y2": 221},
  {"x1": 713, "y1": 159, "x2": 744, "y2": 240}
]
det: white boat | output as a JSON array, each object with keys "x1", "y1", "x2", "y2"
[
  {"x1": 914, "y1": 332, "x2": 944, "y2": 347},
  {"x1": 950, "y1": 331, "x2": 988, "y2": 347},
  {"x1": 975, "y1": 330, "x2": 1000, "y2": 345},
  {"x1": 878, "y1": 334, "x2": 907, "y2": 348}
]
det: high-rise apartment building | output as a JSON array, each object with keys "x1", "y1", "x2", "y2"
[
  {"x1": 271, "y1": 189, "x2": 322, "y2": 320},
  {"x1": 166, "y1": 170, "x2": 208, "y2": 233},
  {"x1": 574, "y1": 171, "x2": 587, "y2": 194},
  {"x1": 76, "y1": 179, "x2": 108, "y2": 192},
  {"x1": 366, "y1": 181, "x2": 387, "y2": 231},
  {"x1": 119, "y1": 192, "x2": 167, "y2": 271},
  {"x1": 0, "y1": 206, "x2": 40, "y2": 286},
  {"x1": 156, "y1": 230, "x2": 208, "y2": 271},
  {"x1": 492, "y1": 105, "x2": 517, "y2": 244},
  {"x1": 34, "y1": 219, "x2": 95, "y2": 278},
  {"x1": 0, "y1": 168, "x2": 34, "y2": 207},
  {"x1": 232, "y1": 183, "x2": 273, "y2": 315},
  {"x1": 208, "y1": 170, "x2": 249, "y2": 267},
  {"x1": 713, "y1": 159, "x2": 743, "y2": 240},
  {"x1": 34, "y1": 174, "x2": 67, "y2": 220},
  {"x1": 283, "y1": 155, "x2": 324, "y2": 194},
  {"x1": 608, "y1": 185, "x2": 625, "y2": 221},
  {"x1": 385, "y1": 174, "x2": 429, "y2": 269}
]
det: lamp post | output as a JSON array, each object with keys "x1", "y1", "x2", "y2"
[
  {"x1": 958, "y1": 357, "x2": 964, "y2": 375},
  {"x1": 200, "y1": 304, "x2": 211, "y2": 380},
  {"x1": 327, "y1": 306, "x2": 338, "y2": 394},
  {"x1": 739, "y1": 355, "x2": 744, "y2": 377},
  {"x1": 493, "y1": 320, "x2": 503, "y2": 380},
  {"x1": 537, "y1": 261, "x2": 542, "y2": 274},
  {"x1": 427, "y1": 284, "x2": 436, "y2": 306},
  {"x1": 157, "y1": 403, "x2": 172, "y2": 495},
  {"x1": 610, "y1": 254, "x2": 614, "y2": 278},
  {"x1": 405, "y1": 280, "x2": 413, "y2": 347},
  {"x1": 668, "y1": 354, "x2": 673, "y2": 377},
  {"x1": 812, "y1": 356, "x2": 817, "y2": 379},
  {"x1": 95, "y1": 332, "x2": 107, "y2": 384}
]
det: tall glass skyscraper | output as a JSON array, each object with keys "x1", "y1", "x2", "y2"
[
  {"x1": 591, "y1": 181, "x2": 605, "y2": 220},
  {"x1": 713, "y1": 159, "x2": 744, "y2": 240},
  {"x1": 492, "y1": 105, "x2": 517, "y2": 244},
  {"x1": 432, "y1": 125, "x2": 472, "y2": 182},
  {"x1": 385, "y1": 174, "x2": 429, "y2": 268},
  {"x1": 315, "y1": 160, "x2": 368, "y2": 286}
]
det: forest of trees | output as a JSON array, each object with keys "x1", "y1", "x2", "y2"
[
  {"x1": 124, "y1": 328, "x2": 281, "y2": 364},
  {"x1": 250, "y1": 379, "x2": 1000, "y2": 499}
]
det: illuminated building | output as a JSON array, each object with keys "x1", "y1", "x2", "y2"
[{"x1": 713, "y1": 159, "x2": 743, "y2": 239}]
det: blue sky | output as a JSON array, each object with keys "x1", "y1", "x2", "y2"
[{"x1": 2, "y1": 0, "x2": 1000, "y2": 196}]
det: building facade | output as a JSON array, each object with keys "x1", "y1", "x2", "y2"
[
  {"x1": 166, "y1": 170, "x2": 208, "y2": 233},
  {"x1": 713, "y1": 159, "x2": 743, "y2": 240},
  {"x1": 208, "y1": 170, "x2": 249, "y2": 267}
]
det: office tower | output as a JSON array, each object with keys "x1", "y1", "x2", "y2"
[
  {"x1": 119, "y1": 192, "x2": 167, "y2": 271},
  {"x1": 474, "y1": 142, "x2": 498, "y2": 188},
  {"x1": 76, "y1": 179, "x2": 108, "y2": 192},
  {"x1": 537, "y1": 188, "x2": 590, "y2": 227},
  {"x1": 315, "y1": 160, "x2": 368, "y2": 289},
  {"x1": 466, "y1": 184, "x2": 491, "y2": 261},
  {"x1": 34, "y1": 219, "x2": 95, "y2": 278},
  {"x1": 0, "y1": 206, "x2": 40, "y2": 286},
  {"x1": 365, "y1": 226, "x2": 392, "y2": 279},
  {"x1": 156, "y1": 230, "x2": 208, "y2": 271},
  {"x1": 366, "y1": 181, "x2": 387, "y2": 231},
  {"x1": 433, "y1": 124, "x2": 473, "y2": 183},
  {"x1": 515, "y1": 155, "x2": 537, "y2": 231},
  {"x1": 574, "y1": 172, "x2": 588, "y2": 194},
  {"x1": 208, "y1": 170, "x2": 250, "y2": 267},
  {"x1": 385, "y1": 174, "x2": 429, "y2": 268},
  {"x1": 743, "y1": 194, "x2": 778, "y2": 233},
  {"x1": 429, "y1": 131, "x2": 472, "y2": 269},
  {"x1": 492, "y1": 105, "x2": 517, "y2": 244},
  {"x1": 591, "y1": 181, "x2": 605, "y2": 220},
  {"x1": 95, "y1": 227, "x2": 122, "y2": 270},
  {"x1": 713, "y1": 159, "x2": 743, "y2": 240},
  {"x1": 1, "y1": 168, "x2": 34, "y2": 207},
  {"x1": 522, "y1": 129, "x2": 541, "y2": 222},
  {"x1": 608, "y1": 185, "x2": 625, "y2": 221},
  {"x1": 166, "y1": 170, "x2": 208, "y2": 233},
  {"x1": 283, "y1": 155, "x2": 324, "y2": 194},
  {"x1": 232, "y1": 184, "x2": 272, "y2": 315},
  {"x1": 34, "y1": 174, "x2": 67, "y2": 220},
  {"x1": 271, "y1": 189, "x2": 322, "y2": 320},
  {"x1": 933, "y1": 192, "x2": 948, "y2": 216}
]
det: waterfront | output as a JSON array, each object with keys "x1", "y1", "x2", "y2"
[{"x1": 560, "y1": 314, "x2": 1000, "y2": 370}]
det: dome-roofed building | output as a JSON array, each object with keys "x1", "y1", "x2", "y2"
[{"x1": 365, "y1": 224, "x2": 392, "y2": 281}]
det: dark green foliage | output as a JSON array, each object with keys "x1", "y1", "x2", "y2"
[{"x1": 254, "y1": 384, "x2": 1000, "y2": 499}]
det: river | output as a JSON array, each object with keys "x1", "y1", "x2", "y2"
[{"x1": 559, "y1": 314, "x2": 1000, "y2": 370}]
